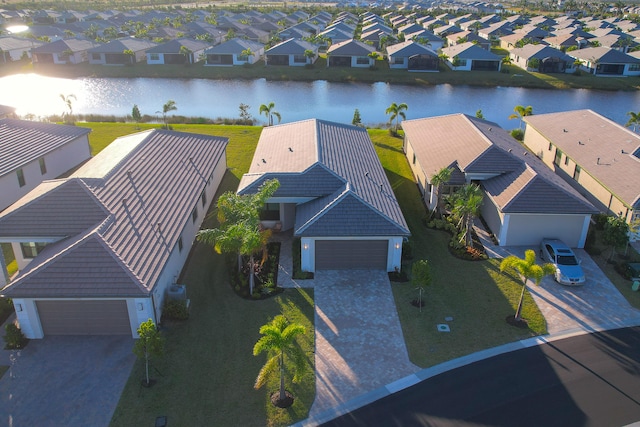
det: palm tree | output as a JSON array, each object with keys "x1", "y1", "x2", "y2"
[
  {"x1": 625, "y1": 111, "x2": 640, "y2": 132},
  {"x1": 259, "y1": 102, "x2": 281, "y2": 126},
  {"x1": 447, "y1": 183, "x2": 483, "y2": 247},
  {"x1": 240, "y1": 48, "x2": 254, "y2": 63},
  {"x1": 385, "y1": 102, "x2": 408, "y2": 134},
  {"x1": 429, "y1": 166, "x2": 452, "y2": 217},
  {"x1": 179, "y1": 45, "x2": 192, "y2": 64},
  {"x1": 508, "y1": 105, "x2": 533, "y2": 130},
  {"x1": 59, "y1": 93, "x2": 76, "y2": 123},
  {"x1": 500, "y1": 249, "x2": 555, "y2": 323},
  {"x1": 253, "y1": 315, "x2": 307, "y2": 404},
  {"x1": 303, "y1": 49, "x2": 315, "y2": 64},
  {"x1": 159, "y1": 100, "x2": 177, "y2": 129}
]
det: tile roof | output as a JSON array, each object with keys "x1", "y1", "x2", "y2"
[
  {"x1": 266, "y1": 38, "x2": 317, "y2": 55},
  {"x1": 88, "y1": 37, "x2": 157, "y2": 53},
  {"x1": 441, "y1": 42, "x2": 502, "y2": 60},
  {"x1": 524, "y1": 109, "x2": 640, "y2": 209},
  {"x1": 569, "y1": 46, "x2": 640, "y2": 63},
  {"x1": 238, "y1": 119, "x2": 409, "y2": 237},
  {"x1": 402, "y1": 114, "x2": 597, "y2": 215},
  {"x1": 0, "y1": 119, "x2": 91, "y2": 178},
  {"x1": 327, "y1": 39, "x2": 375, "y2": 56},
  {"x1": 145, "y1": 38, "x2": 211, "y2": 54},
  {"x1": 32, "y1": 38, "x2": 100, "y2": 53},
  {"x1": 509, "y1": 44, "x2": 573, "y2": 61},
  {"x1": 204, "y1": 37, "x2": 263, "y2": 54},
  {"x1": 1, "y1": 129, "x2": 228, "y2": 298},
  {"x1": 386, "y1": 40, "x2": 437, "y2": 57}
]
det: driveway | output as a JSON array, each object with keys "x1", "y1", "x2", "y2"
[{"x1": 0, "y1": 319, "x2": 135, "y2": 427}]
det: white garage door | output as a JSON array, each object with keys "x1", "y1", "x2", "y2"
[
  {"x1": 36, "y1": 300, "x2": 131, "y2": 335},
  {"x1": 315, "y1": 240, "x2": 388, "y2": 270}
]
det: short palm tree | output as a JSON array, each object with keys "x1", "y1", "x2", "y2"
[
  {"x1": 159, "y1": 100, "x2": 177, "y2": 129},
  {"x1": 508, "y1": 105, "x2": 533, "y2": 130},
  {"x1": 59, "y1": 93, "x2": 76, "y2": 123},
  {"x1": 448, "y1": 183, "x2": 483, "y2": 247},
  {"x1": 429, "y1": 166, "x2": 452, "y2": 217},
  {"x1": 625, "y1": 111, "x2": 640, "y2": 132},
  {"x1": 254, "y1": 315, "x2": 307, "y2": 404},
  {"x1": 385, "y1": 102, "x2": 408, "y2": 134},
  {"x1": 500, "y1": 249, "x2": 555, "y2": 323},
  {"x1": 259, "y1": 102, "x2": 281, "y2": 126}
]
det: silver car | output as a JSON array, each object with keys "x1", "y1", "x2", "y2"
[{"x1": 540, "y1": 239, "x2": 586, "y2": 286}]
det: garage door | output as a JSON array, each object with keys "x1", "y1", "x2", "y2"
[
  {"x1": 36, "y1": 300, "x2": 131, "y2": 335},
  {"x1": 315, "y1": 240, "x2": 388, "y2": 270}
]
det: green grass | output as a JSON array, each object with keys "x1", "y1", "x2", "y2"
[
  {"x1": 369, "y1": 129, "x2": 546, "y2": 368},
  {"x1": 4, "y1": 58, "x2": 639, "y2": 91},
  {"x1": 0, "y1": 366, "x2": 8, "y2": 380},
  {"x1": 1, "y1": 243, "x2": 17, "y2": 277}
]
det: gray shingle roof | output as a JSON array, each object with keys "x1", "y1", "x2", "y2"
[
  {"x1": 145, "y1": 38, "x2": 211, "y2": 54},
  {"x1": 238, "y1": 119, "x2": 409, "y2": 237},
  {"x1": 569, "y1": 46, "x2": 640, "y2": 63},
  {"x1": 266, "y1": 38, "x2": 317, "y2": 55},
  {"x1": 88, "y1": 37, "x2": 157, "y2": 53},
  {"x1": 1, "y1": 129, "x2": 228, "y2": 298},
  {"x1": 32, "y1": 38, "x2": 101, "y2": 54},
  {"x1": 204, "y1": 37, "x2": 263, "y2": 54},
  {"x1": 386, "y1": 40, "x2": 437, "y2": 57},
  {"x1": 327, "y1": 39, "x2": 375, "y2": 56},
  {"x1": 0, "y1": 119, "x2": 91, "y2": 178},
  {"x1": 441, "y1": 42, "x2": 502, "y2": 60}
]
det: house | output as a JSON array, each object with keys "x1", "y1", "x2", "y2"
[
  {"x1": 440, "y1": 42, "x2": 502, "y2": 71},
  {"x1": 88, "y1": 38, "x2": 157, "y2": 65},
  {"x1": 326, "y1": 39, "x2": 376, "y2": 67},
  {"x1": 265, "y1": 38, "x2": 318, "y2": 66},
  {"x1": 567, "y1": 46, "x2": 640, "y2": 76},
  {"x1": 0, "y1": 119, "x2": 91, "y2": 213},
  {"x1": 446, "y1": 30, "x2": 491, "y2": 50},
  {"x1": 237, "y1": 119, "x2": 409, "y2": 272},
  {"x1": 523, "y1": 110, "x2": 640, "y2": 241},
  {"x1": 509, "y1": 44, "x2": 576, "y2": 73},
  {"x1": 0, "y1": 129, "x2": 228, "y2": 338},
  {"x1": 32, "y1": 38, "x2": 101, "y2": 64},
  {"x1": 386, "y1": 40, "x2": 439, "y2": 71},
  {"x1": 0, "y1": 36, "x2": 43, "y2": 62},
  {"x1": 145, "y1": 38, "x2": 211, "y2": 64},
  {"x1": 204, "y1": 38, "x2": 264, "y2": 66},
  {"x1": 402, "y1": 114, "x2": 597, "y2": 247},
  {"x1": 543, "y1": 33, "x2": 588, "y2": 51}
]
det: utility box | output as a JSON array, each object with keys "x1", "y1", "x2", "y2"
[{"x1": 167, "y1": 284, "x2": 186, "y2": 301}]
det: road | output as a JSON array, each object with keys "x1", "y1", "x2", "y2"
[{"x1": 322, "y1": 327, "x2": 640, "y2": 427}]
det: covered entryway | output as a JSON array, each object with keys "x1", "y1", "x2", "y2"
[
  {"x1": 315, "y1": 240, "x2": 387, "y2": 270},
  {"x1": 36, "y1": 300, "x2": 131, "y2": 335}
]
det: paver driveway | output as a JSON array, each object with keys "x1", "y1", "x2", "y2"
[{"x1": 0, "y1": 332, "x2": 135, "y2": 427}]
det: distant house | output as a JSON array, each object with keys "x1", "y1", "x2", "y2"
[
  {"x1": 32, "y1": 38, "x2": 101, "y2": 64},
  {"x1": 567, "y1": 46, "x2": 640, "y2": 76},
  {"x1": 509, "y1": 44, "x2": 576, "y2": 73},
  {"x1": 440, "y1": 42, "x2": 502, "y2": 71},
  {"x1": 402, "y1": 113, "x2": 597, "y2": 247},
  {"x1": 0, "y1": 36, "x2": 43, "y2": 62},
  {"x1": 237, "y1": 119, "x2": 409, "y2": 272},
  {"x1": 406, "y1": 29, "x2": 444, "y2": 51},
  {"x1": 0, "y1": 119, "x2": 91, "y2": 213},
  {"x1": 543, "y1": 34, "x2": 588, "y2": 51},
  {"x1": 204, "y1": 38, "x2": 264, "y2": 66},
  {"x1": 327, "y1": 39, "x2": 376, "y2": 68},
  {"x1": 265, "y1": 38, "x2": 318, "y2": 66},
  {"x1": 146, "y1": 38, "x2": 211, "y2": 65},
  {"x1": 523, "y1": 110, "x2": 640, "y2": 241},
  {"x1": 0, "y1": 129, "x2": 228, "y2": 338},
  {"x1": 446, "y1": 30, "x2": 491, "y2": 50},
  {"x1": 88, "y1": 38, "x2": 157, "y2": 65},
  {"x1": 386, "y1": 40, "x2": 439, "y2": 71}
]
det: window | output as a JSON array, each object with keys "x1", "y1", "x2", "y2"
[
  {"x1": 394, "y1": 57, "x2": 404, "y2": 64},
  {"x1": 20, "y1": 242, "x2": 48, "y2": 259},
  {"x1": 554, "y1": 149, "x2": 563, "y2": 166},
  {"x1": 191, "y1": 206, "x2": 198, "y2": 223},
  {"x1": 16, "y1": 168, "x2": 25, "y2": 187},
  {"x1": 39, "y1": 157, "x2": 47, "y2": 175},
  {"x1": 91, "y1": 53, "x2": 101, "y2": 61},
  {"x1": 548, "y1": 142, "x2": 553, "y2": 151},
  {"x1": 573, "y1": 165, "x2": 581, "y2": 181},
  {"x1": 629, "y1": 63, "x2": 640, "y2": 72},
  {"x1": 564, "y1": 155, "x2": 570, "y2": 166},
  {"x1": 356, "y1": 56, "x2": 369, "y2": 65},
  {"x1": 260, "y1": 203, "x2": 280, "y2": 220},
  {"x1": 149, "y1": 53, "x2": 160, "y2": 61},
  {"x1": 293, "y1": 54, "x2": 306, "y2": 63},
  {"x1": 201, "y1": 190, "x2": 207, "y2": 208},
  {"x1": 412, "y1": 153, "x2": 416, "y2": 164},
  {"x1": 177, "y1": 236, "x2": 183, "y2": 253}
]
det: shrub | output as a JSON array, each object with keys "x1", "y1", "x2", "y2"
[
  {"x1": 4, "y1": 323, "x2": 27, "y2": 349},
  {"x1": 510, "y1": 128, "x2": 524, "y2": 141},
  {"x1": 614, "y1": 262, "x2": 632, "y2": 280},
  {"x1": 162, "y1": 299, "x2": 189, "y2": 320},
  {"x1": 593, "y1": 213, "x2": 609, "y2": 230},
  {"x1": 402, "y1": 239, "x2": 413, "y2": 260}
]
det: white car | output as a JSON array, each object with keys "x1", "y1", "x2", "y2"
[{"x1": 540, "y1": 239, "x2": 586, "y2": 286}]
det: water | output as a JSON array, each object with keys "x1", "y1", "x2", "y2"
[{"x1": 1, "y1": 73, "x2": 639, "y2": 128}]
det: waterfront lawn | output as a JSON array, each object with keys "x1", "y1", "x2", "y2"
[
  {"x1": 368, "y1": 129, "x2": 546, "y2": 368},
  {"x1": 11, "y1": 58, "x2": 640, "y2": 91}
]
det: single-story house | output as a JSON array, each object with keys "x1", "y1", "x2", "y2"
[
  {"x1": 543, "y1": 34, "x2": 588, "y2": 51},
  {"x1": 523, "y1": 110, "x2": 640, "y2": 241},
  {"x1": 0, "y1": 129, "x2": 228, "y2": 338},
  {"x1": 327, "y1": 39, "x2": 377, "y2": 68},
  {"x1": 265, "y1": 38, "x2": 318, "y2": 66},
  {"x1": 386, "y1": 40, "x2": 439, "y2": 71},
  {"x1": 440, "y1": 42, "x2": 502, "y2": 71},
  {"x1": 237, "y1": 119, "x2": 410, "y2": 272},
  {"x1": 567, "y1": 47, "x2": 640, "y2": 76},
  {"x1": 407, "y1": 30, "x2": 444, "y2": 51},
  {"x1": 0, "y1": 36, "x2": 44, "y2": 62},
  {"x1": 32, "y1": 38, "x2": 101, "y2": 64},
  {"x1": 446, "y1": 30, "x2": 491, "y2": 50},
  {"x1": 88, "y1": 38, "x2": 157, "y2": 65},
  {"x1": 204, "y1": 38, "x2": 264, "y2": 66},
  {"x1": 317, "y1": 27, "x2": 353, "y2": 44},
  {"x1": 146, "y1": 38, "x2": 211, "y2": 64},
  {"x1": 509, "y1": 44, "x2": 576, "y2": 73},
  {"x1": 402, "y1": 113, "x2": 597, "y2": 247},
  {"x1": 0, "y1": 119, "x2": 91, "y2": 214}
]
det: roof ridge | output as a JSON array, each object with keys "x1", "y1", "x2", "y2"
[
  {"x1": 345, "y1": 188, "x2": 411, "y2": 235},
  {"x1": 499, "y1": 164, "x2": 536, "y2": 211},
  {"x1": 296, "y1": 184, "x2": 349, "y2": 234}
]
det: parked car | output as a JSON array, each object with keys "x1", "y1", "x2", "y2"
[{"x1": 539, "y1": 238, "x2": 586, "y2": 286}]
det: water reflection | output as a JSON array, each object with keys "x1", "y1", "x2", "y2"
[{"x1": 1, "y1": 73, "x2": 639, "y2": 129}]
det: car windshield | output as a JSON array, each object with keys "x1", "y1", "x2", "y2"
[{"x1": 557, "y1": 255, "x2": 578, "y2": 266}]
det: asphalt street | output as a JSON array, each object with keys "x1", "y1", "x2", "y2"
[{"x1": 322, "y1": 327, "x2": 640, "y2": 427}]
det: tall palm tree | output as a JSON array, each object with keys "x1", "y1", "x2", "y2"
[
  {"x1": 447, "y1": 183, "x2": 483, "y2": 247},
  {"x1": 259, "y1": 102, "x2": 281, "y2": 126},
  {"x1": 429, "y1": 166, "x2": 452, "y2": 217},
  {"x1": 508, "y1": 105, "x2": 533, "y2": 130},
  {"x1": 625, "y1": 111, "x2": 640, "y2": 132},
  {"x1": 385, "y1": 102, "x2": 408, "y2": 134},
  {"x1": 500, "y1": 249, "x2": 555, "y2": 323},
  {"x1": 160, "y1": 100, "x2": 177, "y2": 129},
  {"x1": 253, "y1": 315, "x2": 307, "y2": 403}
]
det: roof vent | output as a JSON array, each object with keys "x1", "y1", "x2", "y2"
[
  {"x1": 523, "y1": 152, "x2": 527, "y2": 155},
  {"x1": 563, "y1": 128, "x2": 568, "y2": 132},
  {"x1": 621, "y1": 149, "x2": 626, "y2": 154},
  {"x1": 288, "y1": 147, "x2": 293, "y2": 152},
  {"x1": 578, "y1": 140, "x2": 584, "y2": 145},
  {"x1": 508, "y1": 148, "x2": 512, "y2": 152},
  {"x1": 597, "y1": 157, "x2": 600, "y2": 165},
  {"x1": 127, "y1": 170, "x2": 133, "y2": 177},
  {"x1": 488, "y1": 127, "x2": 492, "y2": 131},
  {"x1": 262, "y1": 158, "x2": 266, "y2": 163}
]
